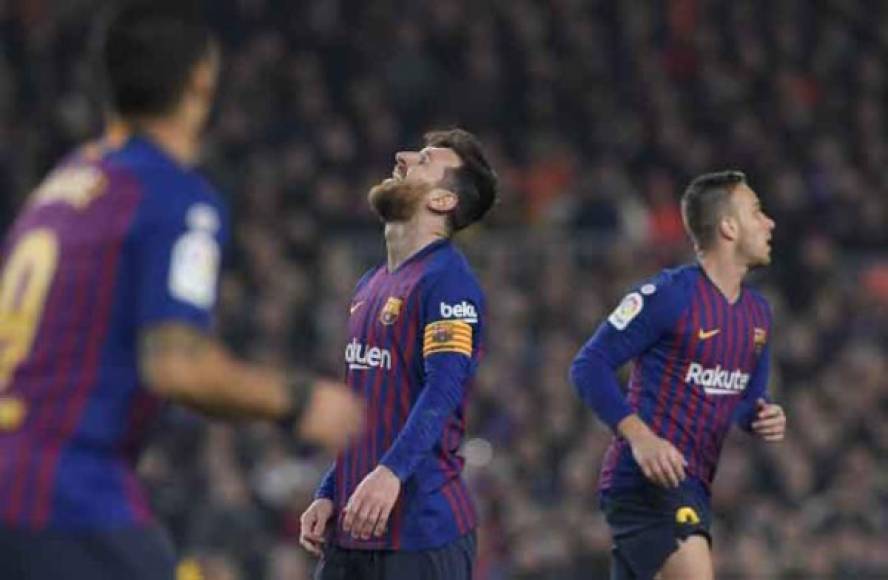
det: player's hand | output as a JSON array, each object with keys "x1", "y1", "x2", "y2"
[
  {"x1": 342, "y1": 465, "x2": 401, "y2": 540},
  {"x1": 298, "y1": 379, "x2": 364, "y2": 453},
  {"x1": 299, "y1": 498, "x2": 335, "y2": 557},
  {"x1": 629, "y1": 431, "x2": 688, "y2": 488},
  {"x1": 751, "y1": 399, "x2": 786, "y2": 442},
  {"x1": 619, "y1": 415, "x2": 687, "y2": 488}
]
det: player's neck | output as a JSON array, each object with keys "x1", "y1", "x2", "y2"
[
  {"x1": 132, "y1": 118, "x2": 200, "y2": 166},
  {"x1": 384, "y1": 218, "x2": 448, "y2": 272},
  {"x1": 698, "y1": 252, "x2": 748, "y2": 303}
]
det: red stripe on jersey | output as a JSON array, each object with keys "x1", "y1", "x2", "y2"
[
  {"x1": 31, "y1": 191, "x2": 138, "y2": 528},
  {"x1": 691, "y1": 280, "x2": 717, "y2": 478},
  {"x1": 4, "y1": 234, "x2": 98, "y2": 527},
  {"x1": 390, "y1": 289, "x2": 422, "y2": 550},
  {"x1": 650, "y1": 310, "x2": 689, "y2": 434},
  {"x1": 450, "y1": 447, "x2": 476, "y2": 531},
  {"x1": 346, "y1": 289, "x2": 386, "y2": 517},
  {"x1": 627, "y1": 362, "x2": 643, "y2": 410},
  {"x1": 602, "y1": 362, "x2": 645, "y2": 488},
  {"x1": 672, "y1": 280, "x2": 703, "y2": 449},
  {"x1": 706, "y1": 293, "x2": 739, "y2": 479},
  {"x1": 664, "y1": 296, "x2": 700, "y2": 443},
  {"x1": 0, "y1": 230, "x2": 81, "y2": 525},
  {"x1": 362, "y1": 289, "x2": 389, "y2": 489},
  {"x1": 441, "y1": 477, "x2": 467, "y2": 535},
  {"x1": 120, "y1": 391, "x2": 160, "y2": 522},
  {"x1": 704, "y1": 286, "x2": 731, "y2": 481},
  {"x1": 437, "y1": 419, "x2": 470, "y2": 535},
  {"x1": 122, "y1": 468, "x2": 151, "y2": 524}
]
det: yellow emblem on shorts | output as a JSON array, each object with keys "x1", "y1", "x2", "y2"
[
  {"x1": 176, "y1": 558, "x2": 204, "y2": 580},
  {"x1": 379, "y1": 297, "x2": 403, "y2": 325},
  {"x1": 0, "y1": 397, "x2": 26, "y2": 432},
  {"x1": 676, "y1": 506, "x2": 701, "y2": 525}
]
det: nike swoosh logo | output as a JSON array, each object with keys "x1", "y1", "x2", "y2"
[
  {"x1": 698, "y1": 328, "x2": 720, "y2": 340},
  {"x1": 349, "y1": 301, "x2": 365, "y2": 315}
]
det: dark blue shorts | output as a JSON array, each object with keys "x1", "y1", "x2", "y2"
[
  {"x1": 314, "y1": 532, "x2": 476, "y2": 580},
  {"x1": 0, "y1": 524, "x2": 176, "y2": 580},
  {"x1": 600, "y1": 479, "x2": 712, "y2": 580}
]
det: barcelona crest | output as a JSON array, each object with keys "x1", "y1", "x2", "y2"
[
  {"x1": 379, "y1": 297, "x2": 403, "y2": 325},
  {"x1": 753, "y1": 327, "x2": 767, "y2": 354},
  {"x1": 432, "y1": 324, "x2": 453, "y2": 344}
]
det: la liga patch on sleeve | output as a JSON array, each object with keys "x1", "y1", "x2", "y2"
[
  {"x1": 423, "y1": 320, "x2": 473, "y2": 357},
  {"x1": 608, "y1": 292, "x2": 643, "y2": 330}
]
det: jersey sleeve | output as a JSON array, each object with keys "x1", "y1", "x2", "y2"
[
  {"x1": 734, "y1": 299, "x2": 774, "y2": 431},
  {"x1": 379, "y1": 266, "x2": 483, "y2": 481},
  {"x1": 420, "y1": 268, "x2": 483, "y2": 360},
  {"x1": 134, "y1": 192, "x2": 229, "y2": 332},
  {"x1": 570, "y1": 273, "x2": 688, "y2": 430},
  {"x1": 315, "y1": 464, "x2": 336, "y2": 500},
  {"x1": 590, "y1": 277, "x2": 687, "y2": 368}
]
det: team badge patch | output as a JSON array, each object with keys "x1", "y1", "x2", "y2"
[
  {"x1": 423, "y1": 320, "x2": 473, "y2": 357},
  {"x1": 753, "y1": 327, "x2": 767, "y2": 354},
  {"x1": 608, "y1": 292, "x2": 643, "y2": 330},
  {"x1": 379, "y1": 297, "x2": 403, "y2": 325}
]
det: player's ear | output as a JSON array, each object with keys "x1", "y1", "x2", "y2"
[
  {"x1": 192, "y1": 52, "x2": 219, "y2": 101},
  {"x1": 183, "y1": 47, "x2": 219, "y2": 116},
  {"x1": 718, "y1": 214, "x2": 739, "y2": 242},
  {"x1": 427, "y1": 189, "x2": 458, "y2": 213}
]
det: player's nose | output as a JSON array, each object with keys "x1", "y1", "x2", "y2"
[{"x1": 395, "y1": 151, "x2": 416, "y2": 169}]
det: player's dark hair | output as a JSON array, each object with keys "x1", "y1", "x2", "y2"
[
  {"x1": 681, "y1": 170, "x2": 747, "y2": 252},
  {"x1": 94, "y1": 1, "x2": 216, "y2": 118},
  {"x1": 424, "y1": 129, "x2": 498, "y2": 232}
]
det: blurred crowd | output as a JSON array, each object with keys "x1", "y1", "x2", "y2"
[{"x1": 2, "y1": 0, "x2": 887, "y2": 578}]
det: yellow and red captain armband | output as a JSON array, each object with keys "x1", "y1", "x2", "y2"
[{"x1": 423, "y1": 320, "x2": 473, "y2": 357}]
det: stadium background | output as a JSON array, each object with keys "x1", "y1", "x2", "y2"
[{"x1": 1, "y1": 0, "x2": 886, "y2": 578}]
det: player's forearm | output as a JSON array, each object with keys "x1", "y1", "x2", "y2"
[
  {"x1": 379, "y1": 353, "x2": 469, "y2": 481},
  {"x1": 570, "y1": 343, "x2": 633, "y2": 430},
  {"x1": 616, "y1": 414, "x2": 658, "y2": 445},
  {"x1": 139, "y1": 323, "x2": 291, "y2": 420}
]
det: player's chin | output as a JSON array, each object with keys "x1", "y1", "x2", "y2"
[{"x1": 750, "y1": 251, "x2": 771, "y2": 268}]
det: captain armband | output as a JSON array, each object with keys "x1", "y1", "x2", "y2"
[{"x1": 423, "y1": 320, "x2": 473, "y2": 357}]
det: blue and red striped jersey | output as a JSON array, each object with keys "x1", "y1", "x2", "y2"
[
  {"x1": 0, "y1": 135, "x2": 228, "y2": 531},
  {"x1": 572, "y1": 264, "x2": 772, "y2": 493},
  {"x1": 316, "y1": 239, "x2": 484, "y2": 551}
]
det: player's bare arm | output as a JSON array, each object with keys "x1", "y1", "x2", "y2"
[{"x1": 139, "y1": 322, "x2": 362, "y2": 451}]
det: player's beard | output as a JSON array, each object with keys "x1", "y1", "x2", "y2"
[
  {"x1": 738, "y1": 233, "x2": 771, "y2": 268},
  {"x1": 368, "y1": 179, "x2": 428, "y2": 222}
]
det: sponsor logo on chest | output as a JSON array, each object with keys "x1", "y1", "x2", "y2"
[
  {"x1": 685, "y1": 363, "x2": 749, "y2": 396},
  {"x1": 345, "y1": 338, "x2": 392, "y2": 371}
]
